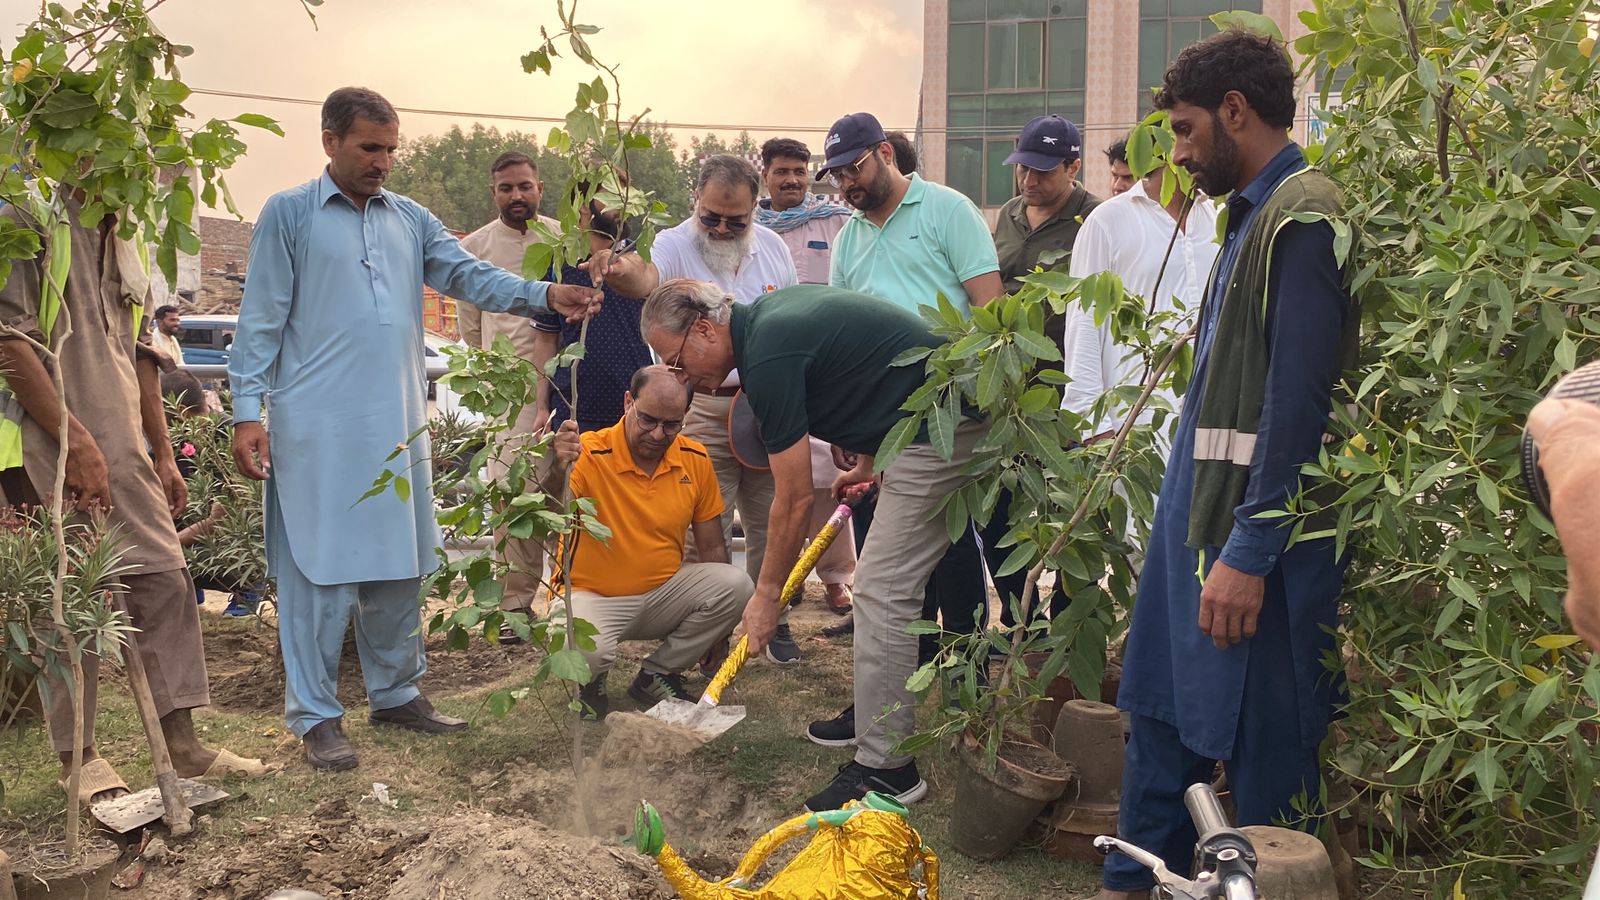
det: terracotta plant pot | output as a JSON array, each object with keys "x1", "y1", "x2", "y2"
[
  {"x1": 1024, "y1": 652, "x2": 1121, "y2": 745},
  {"x1": 949, "y1": 733, "x2": 1073, "y2": 861},
  {"x1": 1240, "y1": 825, "x2": 1340, "y2": 900},
  {"x1": 12, "y1": 842, "x2": 119, "y2": 900},
  {"x1": 1043, "y1": 699, "x2": 1123, "y2": 864}
]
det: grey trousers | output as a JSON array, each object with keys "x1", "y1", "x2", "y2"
[
  {"x1": 853, "y1": 418, "x2": 988, "y2": 768},
  {"x1": 557, "y1": 563, "x2": 753, "y2": 677}
]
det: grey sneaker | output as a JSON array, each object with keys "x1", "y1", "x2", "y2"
[
  {"x1": 627, "y1": 669, "x2": 694, "y2": 710},
  {"x1": 765, "y1": 623, "x2": 802, "y2": 665}
]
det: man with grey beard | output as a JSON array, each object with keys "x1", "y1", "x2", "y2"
[{"x1": 584, "y1": 155, "x2": 805, "y2": 662}]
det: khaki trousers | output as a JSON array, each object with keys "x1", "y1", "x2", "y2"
[
  {"x1": 853, "y1": 418, "x2": 988, "y2": 768},
  {"x1": 682, "y1": 393, "x2": 775, "y2": 583},
  {"x1": 557, "y1": 563, "x2": 753, "y2": 677},
  {"x1": 44, "y1": 567, "x2": 209, "y2": 752}
]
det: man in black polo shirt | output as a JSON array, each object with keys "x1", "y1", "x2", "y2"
[{"x1": 640, "y1": 278, "x2": 988, "y2": 812}]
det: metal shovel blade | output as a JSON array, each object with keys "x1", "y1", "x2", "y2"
[
  {"x1": 642, "y1": 699, "x2": 747, "y2": 740},
  {"x1": 91, "y1": 779, "x2": 229, "y2": 833}
]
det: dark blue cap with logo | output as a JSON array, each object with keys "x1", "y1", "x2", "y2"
[
  {"x1": 817, "y1": 112, "x2": 888, "y2": 175},
  {"x1": 1003, "y1": 115, "x2": 1082, "y2": 170}
]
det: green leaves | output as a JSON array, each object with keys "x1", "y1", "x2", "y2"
[{"x1": 36, "y1": 89, "x2": 98, "y2": 128}]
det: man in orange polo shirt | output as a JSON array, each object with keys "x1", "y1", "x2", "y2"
[{"x1": 553, "y1": 364, "x2": 753, "y2": 720}]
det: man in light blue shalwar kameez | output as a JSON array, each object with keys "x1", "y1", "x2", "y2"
[{"x1": 228, "y1": 88, "x2": 599, "y2": 771}]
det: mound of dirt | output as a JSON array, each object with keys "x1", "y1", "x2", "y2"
[
  {"x1": 131, "y1": 798, "x2": 669, "y2": 899},
  {"x1": 383, "y1": 812, "x2": 668, "y2": 900}
]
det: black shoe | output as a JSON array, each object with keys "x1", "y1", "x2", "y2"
[
  {"x1": 821, "y1": 615, "x2": 854, "y2": 638},
  {"x1": 805, "y1": 705, "x2": 856, "y2": 747},
  {"x1": 369, "y1": 695, "x2": 469, "y2": 734},
  {"x1": 764, "y1": 623, "x2": 802, "y2": 665},
  {"x1": 303, "y1": 719, "x2": 358, "y2": 771},
  {"x1": 627, "y1": 669, "x2": 694, "y2": 710},
  {"x1": 578, "y1": 673, "x2": 609, "y2": 721},
  {"x1": 804, "y1": 759, "x2": 927, "y2": 812}
]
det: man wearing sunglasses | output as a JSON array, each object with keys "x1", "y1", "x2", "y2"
[
  {"x1": 546, "y1": 365, "x2": 752, "y2": 720},
  {"x1": 582, "y1": 155, "x2": 804, "y2": 662}
]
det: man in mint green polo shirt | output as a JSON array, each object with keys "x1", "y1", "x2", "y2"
[
  {"x1": 824, "y1": 112, "x2": 1003, "y2": 316},
  {"x1": 815, "y1": 110, "x2": 1000, "y2": 768}
]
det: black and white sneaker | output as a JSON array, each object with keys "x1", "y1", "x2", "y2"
[
  {"x1": 765, "y1": 624, "x2": 802, "y2": 665},
  {"x1": 805, "y1": 705, "x2": 857, "y2": 747},
  {"x1": 627, "y1": 669, "x2": 694, "y2": 710},
  {"x1": 578, "y1": 673, "x2": 609, "y2": 721},
  {"x1": 804, "y1": 760, "x2": 928, "y2": 812}
]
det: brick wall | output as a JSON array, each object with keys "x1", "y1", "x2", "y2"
[{"x1": 195, "y1": 215, "x2": 253, "y2": 314}]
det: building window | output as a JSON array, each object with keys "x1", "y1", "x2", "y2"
[
  {"x1": 945, "y1": 0, "x2": 1087, "y2": 207},
  {"x1": 1137, "y1": 1, "x2": 1263, "y2": 109}
]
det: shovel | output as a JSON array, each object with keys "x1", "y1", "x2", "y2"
[
  {"x1": 643, "y1": 499, "x2": 859, "y2": 740},
  {"x1": 90, "y1": 597, "x2": 224, "y2": 835}
]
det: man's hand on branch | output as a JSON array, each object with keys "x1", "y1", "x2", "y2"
[
  {"x1": 551, "y1": 419, "x2": 581, "y2": 468},
  {"x1": 546, "y1": 283, "x2": 604, "y2": 323}
]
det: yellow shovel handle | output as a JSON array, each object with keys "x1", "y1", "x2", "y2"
[{"x1": 701, "y1": 504, "x2": 854, "y2": 705}]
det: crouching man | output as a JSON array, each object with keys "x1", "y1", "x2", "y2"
[{"x1": 550, "y1": 364, "x2": 753, "y2": 719}]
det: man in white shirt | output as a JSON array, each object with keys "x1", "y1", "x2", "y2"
[
  {"x1": 148, "y1": 304, "x2": 185, "y2": 364},
  {"x1": 585, "y1": 155, "x2": 804, "y2": 662},
  {"x1": 1063, "y1": 166, "x2": 1222, "y2": 445},
  {"x1": 456, "y1": 150, "x2": 562, "y2": 622}
]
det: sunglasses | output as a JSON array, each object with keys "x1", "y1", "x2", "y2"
[{"x1": 697, "y1": 211, "x2": 750, "y2": 232}]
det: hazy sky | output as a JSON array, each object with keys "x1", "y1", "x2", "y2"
[{"x1": 0, "y1": 0, "x2": 924, "y2": 218}]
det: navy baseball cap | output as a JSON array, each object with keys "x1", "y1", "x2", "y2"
[
  {"x1": 817, "y1": 112, "x2": 888, "y2": 176},
  {"x1": 1003, "y1": 115, "x2": 1082, "y2": 170}
]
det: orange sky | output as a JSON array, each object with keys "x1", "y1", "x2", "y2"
[{"x1": 0, "y1": 0, "x2": 924, "y2": 218}]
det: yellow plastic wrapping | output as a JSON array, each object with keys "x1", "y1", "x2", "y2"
[
  {"x1": 702, "y1": 505, "x2": 851, "y2": 706},
  {"x1": 645, "y1": 795, "x2": 939, "y2": 900}
]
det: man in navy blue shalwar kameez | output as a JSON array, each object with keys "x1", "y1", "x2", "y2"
[{"x1": 1098, "y1": 31, "x2": 1357, "y2": 897}]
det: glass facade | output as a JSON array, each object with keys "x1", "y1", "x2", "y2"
[
  {"x1": 1136, "y1": 1, "x2": 1263, "y2": 109},
  {"x1": 946, "y1": 0, "x2": 1088, "y2": 206}
]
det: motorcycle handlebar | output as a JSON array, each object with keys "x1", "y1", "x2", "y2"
[{"x1": 1184, "y1": 783, "x2": 1231, "y2": 837}]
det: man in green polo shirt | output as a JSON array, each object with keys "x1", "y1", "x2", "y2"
[
  {"x1": 992, "y1": 114, "x2": 1102, "y2": 346},
  {"x1": 640, "y1": 278, "x2": 989, "y2": 813}
]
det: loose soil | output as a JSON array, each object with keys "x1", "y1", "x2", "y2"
[
  {"x1": 596, "y1": 711, "x2": 708, "y2": 767},
  {"x1": 202, "y1": 618, "x2": 522, "y2": 716}
]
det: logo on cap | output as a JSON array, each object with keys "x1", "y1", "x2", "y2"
[
  {"x1": 1041, "y1": 136, "x2": 1058, "y2": 145},
  {"x1": 825, "y1": 133, "x2": 841, "y2": 149}
]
